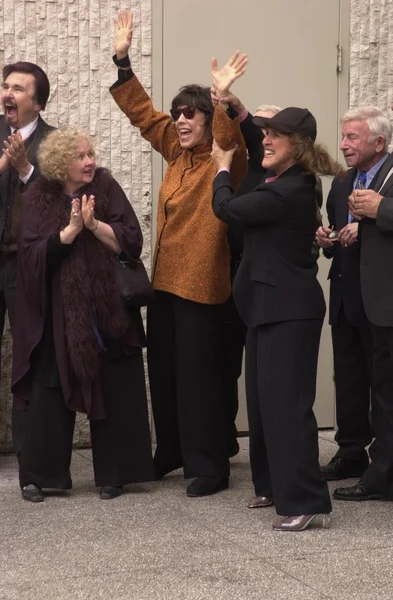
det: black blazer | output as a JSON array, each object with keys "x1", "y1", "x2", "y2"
[
  {"x1": 212, "y1": 164, "x2": 326, "y2": 328},
  {"x1": 227, "y1": 112, "x2": 266, "y2": 272},
  {"x1": 358, "y1": 153, "x2": 393, "y2": 326},
  {"x1": 324, "y1": 169, "x2": 369, "y2": 328},
  {"x1": 0, "y1": 115, "x2": 54, "y2": 242}
]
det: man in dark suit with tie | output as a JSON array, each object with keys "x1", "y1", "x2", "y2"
[
  {"x1": 0, "y1": 61, "x2": 54, "y2": 450},
  {"x1": 316, "y1": 106, "x2": 391, "y2": 481},
  {"x1": 326, "y1": 107, "x2": 393, "y2": 500},
  {"x1": 0, "y1": 61, "x2": 54, "y2": 335}
]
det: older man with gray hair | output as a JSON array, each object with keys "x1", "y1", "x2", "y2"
[{"x1": 318, "y1": 106, "x2": 393, "y2": 500}]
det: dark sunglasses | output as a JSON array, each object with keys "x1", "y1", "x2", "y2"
[{"x1": 170, "y1": 106, "x2": 198, "y2": 121}]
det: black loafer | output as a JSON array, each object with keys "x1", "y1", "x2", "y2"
[
  {"x1": 99, "y1": 486, "x2": 123, "y2": 500},
  {"x1": 333, "y1": 480, "x2": 384, "y2": 501},
  {"x1": 21, "y1": 484, "x2": 44, "y2": 503},
  {"x1": 186, "y1": 477, "x2": 229, "y2": 497},
  {"x1": 321, "y1": 456, "x2": 369, "y2": 481}
]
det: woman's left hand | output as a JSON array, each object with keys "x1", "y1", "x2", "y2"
[
  {"x1": 211, "y1": 50, "x2": 248, "y2": 99},
  {"x1": 81, "y1": 194, "x2": 97, "y2": 230},
  {"x1": 211, "y1": 139, "x2": 238, "y2": 171}
]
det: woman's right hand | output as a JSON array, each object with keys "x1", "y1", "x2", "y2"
[
  {"x1": 114, "y1": 10, "x2": 134, "y2": 60},
  {"x1": 60, "y1": 199, "x2": 83, "y2": 245}
]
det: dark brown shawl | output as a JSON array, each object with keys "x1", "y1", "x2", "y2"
[{"x1": 12, "y1": 168, "x2": 145, "y2": 419}]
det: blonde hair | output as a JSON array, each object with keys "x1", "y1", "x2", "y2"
[
  {"x1": 38, "y1": 128, "x2": 95, "y2": 182},
  {"x1": 289, "y1": 133, "x2": 344, "y2": 177},
  {"x1": 255, "y1": 104, "x2": 282, "y2": 116}
]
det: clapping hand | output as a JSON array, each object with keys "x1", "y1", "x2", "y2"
[
  {"x1": 2, "y1": 131, "x2": 31, "y2": 177},
  {"x1": 81, "y1": 194, "x2": 97, "y2": 231},
  {"x1": 211, "y1": 51, "x2": 248, "y2": 101},
  {"x1": 114, "y1": 10, "x2": 134, "y2": 60}
]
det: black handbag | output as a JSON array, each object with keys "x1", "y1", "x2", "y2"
[{"x1": 115, "y1": 255, "x2": 154, "y2": 307}]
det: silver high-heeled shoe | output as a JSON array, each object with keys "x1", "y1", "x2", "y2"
[
  {"x1": 272, "y1": 513, "x2": 331, "y2": 531},
  {"x1": 247, "y1": 496, "x2": 273, "y2": 508}
]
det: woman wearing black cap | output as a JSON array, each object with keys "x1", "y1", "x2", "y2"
[{"x1": 211, "y1": 107, "x2": 344, "y2": 531}]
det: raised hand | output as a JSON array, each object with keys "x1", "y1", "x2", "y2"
[
  {"x1": 3, "y1": 131, "x2": 31, "y2": 177},
  {"x1": 211, "y1": 51, "x2": 248, "y2": 99},
  {"x1": 81, "y1": 194, "x2": 97, "y2": 230},
  {"x1": 114, "y1": 10, "x2": 134, "y2": 59}
]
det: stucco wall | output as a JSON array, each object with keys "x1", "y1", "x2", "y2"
[
  {"x1": 350, "y1": 0, "x2": 392, "y2": 110},
  {"x1": 0, "y1": 0, "x2": 153, "y2": 452}
]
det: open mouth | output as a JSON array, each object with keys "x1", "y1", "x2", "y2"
[
  {"x1": 178, "y1": 128, "x2": 192, "y2": 142},
  {"x1": 4, "y1": 101, "x2": 17, "y2": 118},
  {"x1": 264, "y1": 150, "x2": 275, "y2": 157}
]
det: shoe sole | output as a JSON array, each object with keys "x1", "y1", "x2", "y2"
[
  {"x1": 323, "y1": 473, "x2": 366, "y2": 481},
  {"x1": 332, "y1": 493, "x2": 384, "y2": 501}
]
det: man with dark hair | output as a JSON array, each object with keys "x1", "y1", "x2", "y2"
[
  {"x1": 0, "y1": 61, "x2": 54, "y2": 452},
  {"x1": 0, "y1": 61, "x2": 53, "y2": 334}
]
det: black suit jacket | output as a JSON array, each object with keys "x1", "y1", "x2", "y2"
[
  {"x1": 358, "y1": 153, "x2": 393, "y2": 326},
  {"x1": 227, "y1": 112, "x2": 266, "y2": 272},
  {"x1": 324, "y1": 168, "x2": 369, "y2": 327},
  {"x1": 0, "y1": 114, "x2": 54, "y2": 243},
  {"x1": 213, "y1": 164, "x2": 326, "y2": 328}
]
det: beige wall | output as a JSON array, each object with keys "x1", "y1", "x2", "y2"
[{"x1": 0, "y1": 0, "x2": 390, "y2": 451}]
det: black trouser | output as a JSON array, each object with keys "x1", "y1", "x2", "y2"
[
  {"x1": 18, "y1": 351, "x2": 154, "y2": 489},
  {"x1": 218, "y1": 296, "x2": 247, "y2": 450},
  {"x1": 0, "y1": 252, "x2": 17, "y2": 336},
  {"x1": 147, "y1": 291, "x2": 229, "y2": 479},
  {"x1": 362, "y1": 325, "x2": 393, "y2": 494},
  {"x1": 246, "y1": 319, "x2": 331, "y2": 516},
  {"x1": 331, "y1": 307, "x2": 374, "y2": 461}
]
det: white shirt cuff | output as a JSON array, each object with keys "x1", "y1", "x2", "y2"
[{"x1": 19, "y1": 165, "x2": 34, "y2": 184}]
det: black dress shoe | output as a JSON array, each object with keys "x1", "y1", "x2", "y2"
[
  {"x1": 333, "y1": 480, "x2": 384, "y2": 501},
  {"x1": 186, "y1": 477, "x2": 229, "y2": 497},
  {"x1": 99, "y1": 486, "x2": 123, "y2": 500},
  {"x1": 320, "y1": 456, "x2": 368, "y2": 481},
  {"x1": 21, "y1": 484, "x2": 44, "y2": 503}
]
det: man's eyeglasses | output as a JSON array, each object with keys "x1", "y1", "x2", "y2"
[{"x1": 170, "y1": 106, "x2": 198, "y2": 121}]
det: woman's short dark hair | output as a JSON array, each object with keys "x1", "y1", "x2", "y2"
[
  {"x1": 171, "y1": 84, "x2": 214, "y2": 127},
  {"x1": 2, "y1": 62, "x2": 50, "y2": 110}
]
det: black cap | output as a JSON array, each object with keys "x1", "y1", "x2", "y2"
[{"x1": 253, "y1": 107, "x2": 317, "y2": 141}]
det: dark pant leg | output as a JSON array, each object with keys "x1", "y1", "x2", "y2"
[
  {"x1": 332, "y1": 308, "x2": 373, "y2": 460},
  {"x1": 18, "y1": 383, "x2": 75, "y2": 489},
  {"x1": 218, "y1": 296, "x2": 247, "y2": 453},
  {"x1": 257, "y1": 320, "x2": 331, "y2": 516},
  {"x1": 2, "y1": 254, "x2": 26, "y2": 456},
  {"x1": 174, "y1": 296, "x2": 229, "y2": 479},
  {"x1": 90, "y1": 350, "x2": 154, "y2": 487},
  {"x1": 362, "y1": 325, "x2": 393, "y2": 493},
  {"x1": 3, "y1": 254, "x2": 17, "y2": 332},
  {"x1": 245, "y1": 327, "x2": 272, "y2": 497},
  {"x1": 147, "y1": 292, "x2": 182, "y2": 473}
]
